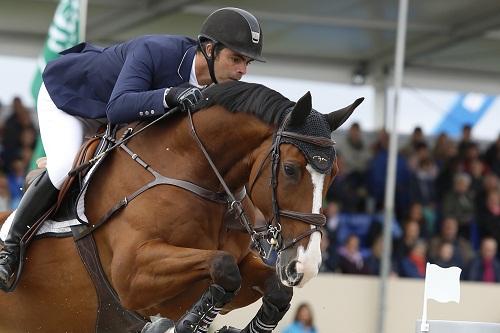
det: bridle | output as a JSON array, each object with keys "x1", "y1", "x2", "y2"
[{"x1": 189, "y1": 109, "x2": 334, "y2": 260}]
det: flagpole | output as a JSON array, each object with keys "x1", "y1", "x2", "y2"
[
  {"x1": 79, "y1": 0, "x2": 88, "y2": 42},
  {"x1": 421, "y1": 264, "x2": 430, "y2": 332},
  {"x1": 377, "y1": 0, "x2": 409, "y2": 332}
]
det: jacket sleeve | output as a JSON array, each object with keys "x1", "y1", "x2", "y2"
[{"x1": 106, "y1": 43, "x2": 166, "y2": 124}]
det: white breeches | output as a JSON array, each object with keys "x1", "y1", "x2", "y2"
[{"x1": 37, "y1": 84, "x2": 106, "y2": 189}]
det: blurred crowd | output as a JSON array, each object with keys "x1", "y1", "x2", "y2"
[
  {"x1": 321, "y1": 122, "x2": 500, "y2": 283},
  {"x1": 0, "y1": 97, "x2": 37, "y2": 211}
]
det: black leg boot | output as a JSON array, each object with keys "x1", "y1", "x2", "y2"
[
  {"x1": 175, "y1": 284, "x2": 237, "y2": 333},
  {"x1": 0, "y1": 170, "x2": 59, "y2": 291},
  {"x1": 216, "y1": 298, "x2": 290, "y2": 333}
]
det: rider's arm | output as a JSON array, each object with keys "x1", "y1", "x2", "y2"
[{"x1": 106, "y1": 42, "x2": 167, "y2": 125}]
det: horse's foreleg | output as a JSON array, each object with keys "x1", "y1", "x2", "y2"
[
  {"x1": 111, "y1": 241, "x2": 241, "y2": 333},
  {"x1": 174, "y1": 253, "x2": 241, "y2": 333},
  {"x1": 219, "y1": 253, "x2": 293, "y2": 333}
]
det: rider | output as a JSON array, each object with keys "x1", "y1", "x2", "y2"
[{"x1": 0, "y1": 7, "x2": 264, "y2": 291}]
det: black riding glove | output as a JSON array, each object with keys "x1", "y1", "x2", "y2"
[{"x1": 164, "y1": 86, "x2": 203, "y2": 112}]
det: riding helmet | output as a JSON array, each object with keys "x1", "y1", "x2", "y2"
[{"x1": 199, "y1": 7, "x2": 265, "y2": 62}]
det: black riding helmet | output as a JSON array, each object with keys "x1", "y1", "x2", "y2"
[{"x1": 198, "y1": 7, "x2": 265, "y2": 83}]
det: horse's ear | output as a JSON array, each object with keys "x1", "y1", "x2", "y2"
[
  {"x1": 288, "y1": 91, "x2": 312, "y2": 127},
  {"x1": 325, "y1": 97, "x2": 364, "y2": 131}
]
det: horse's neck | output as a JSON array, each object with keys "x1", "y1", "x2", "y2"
[{"x1": 132, "y1": 108, "x2": 273, "y2": 191}]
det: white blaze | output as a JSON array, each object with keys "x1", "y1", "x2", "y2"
[{"x1": 295, "y1": 164, "x2": 325, "y2": 287}]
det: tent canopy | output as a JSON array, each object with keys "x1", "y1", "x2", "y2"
[{"x1": 1, "y1": 0, "x2": 500, "y2": 91}]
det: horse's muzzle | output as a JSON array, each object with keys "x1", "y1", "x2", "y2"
[{"x1": 277, "y1": 257, "x2": 304, "y2": 287}]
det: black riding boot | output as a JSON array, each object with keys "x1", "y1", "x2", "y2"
[
  {"x1": 0, "y1": 171, "x2": 58, "y2": 291},
  {"x1": 175, "y1": 284, "x2": 237, "y2": 333}
]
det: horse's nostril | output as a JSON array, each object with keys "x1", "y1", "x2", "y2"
[
  {"x1": 286, "y1": 260, "x2": 298, "y2": 277},
  {"x1": 284, "y1": 259, "x2": 304, "y2": 287}
]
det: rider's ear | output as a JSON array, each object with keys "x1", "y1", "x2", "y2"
[
  {"x1": 325, "y1": 97, "x2": 364, "y2": 131},
  {"x1": 288, "y1": 91, "x2": 312, "y2": 127},
  {"x1": 205, "y1": 43, "x2": 213, "y2": 58}
]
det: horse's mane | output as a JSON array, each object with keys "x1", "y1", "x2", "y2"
[{"x1": 195, "y1": 81, "x2": 294, "y2": 125}]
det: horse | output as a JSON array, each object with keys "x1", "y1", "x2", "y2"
[{"x1": 0, "y1": 81, "x2": 362, "y2": 333}]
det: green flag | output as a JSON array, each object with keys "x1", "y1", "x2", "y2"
[{"x1": 30, "y1": 0, "x2": 81, "y2": 170}]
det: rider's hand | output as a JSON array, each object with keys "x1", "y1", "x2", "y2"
[{"x1": 164, "y1": 86, "x2": 203, "y2": 112}]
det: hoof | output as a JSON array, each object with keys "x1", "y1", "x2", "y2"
[
  {"x1": 141, "y1": 315, "x2": 175, "y2": 333},
  {"x1": 216, "y1": 326, "x2": 242, "y2": 333}
]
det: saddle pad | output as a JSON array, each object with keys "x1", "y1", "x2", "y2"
[{"x1": 0, "y1": 210, "x2": 84, "y2": 241}]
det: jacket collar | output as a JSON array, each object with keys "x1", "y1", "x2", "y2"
[{"x1": 177, "y1": 45, "x2": 197, "y2": 81}]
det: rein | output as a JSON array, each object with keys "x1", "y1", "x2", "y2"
[{"x1": 68, "y1": 106, "x2": 181, "y2": 177}]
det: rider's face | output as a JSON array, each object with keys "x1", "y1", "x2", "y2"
[{"x1": 213, "y1": 48, "x2": 252, "y2": 82}]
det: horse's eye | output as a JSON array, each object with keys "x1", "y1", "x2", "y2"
[{"x1": 284, "y1": 164, "x2": 296, "y2": 176}]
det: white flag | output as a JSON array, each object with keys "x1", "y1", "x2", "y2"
[{"x1": 424, "y1": 263, "x2": 462, "y2": 303}]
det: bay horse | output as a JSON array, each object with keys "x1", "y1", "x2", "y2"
[{"x1": 0, "y1": 81, "x2": 362, "y2": 333}]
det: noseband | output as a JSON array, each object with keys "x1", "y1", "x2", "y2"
[{"x1": 188, "y1": 110, "x2": 333, "y2": 260}]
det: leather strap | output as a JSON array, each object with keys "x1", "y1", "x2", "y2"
[
  {"x1": 74, "y1": 144, "x2": 247, "y2": 241},
  {"x1": 280, "y1": 131, "x2": 335, "y2": 147},
  {"x1": 72, "y1": 225, "x2": 147, "y2": 332},
  {"x1": 279, "y1": 210, "x2": 326, "y2": 227}
]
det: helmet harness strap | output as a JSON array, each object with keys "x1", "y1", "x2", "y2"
[{"x1": 198, "y1": 37, "x2": 218, "y2": 84}]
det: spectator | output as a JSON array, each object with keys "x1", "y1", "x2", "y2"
[
  {"x1": 337, "y1": 234, "x2": 368, "y2": 274},
  {"x1": 398, "y1": 239, "x2": 427, "y2": 278},
  {"x1": 393, "y1": 220, "x2": 421, "y2": 261},
  {"x1": 0, "y1": 174, "x2": 10, "y2": 211},
  {"x1": 468, "y1": 158, "x2": 486, "y2": 198},
  {"x1": 477, "y1": 189, "x2": 500, "y2": 244},
  {"x1": 460, "y1": 143, "x2": 481, "y2": 175},
  {"x1": 410, "y1": 157, "x2": 438, "y2": 209},
  {"x1": 6, "y1": 158, "x2": 27, "y2": 209},
  {"x1": 338, "y1": 122, "x2": 371, "y2": 175},
  {"x1": 464, "y1": 237, "x2": 500, "y2": 283},
  {"x1": 428, "y1": 217, "x2": 474, "y2": 268},
  {"x1": 441, "y1": 172, "x2": 475, "y2": 238},
  {"x1": 435, "y1": 148, "x2": 460, "y2": 199},
  {"x1": 476, "y1": 173, "x2": 500, "y2": 213},
  {"x1": 432, "y1": 132, "x2": 451, "y2": 169},
  {"x1": 457, "y1": 124, "x2": 475, "y2": 160},
  {"x1": 283, "y1": 303, "x2": 317, "y2": 333},
  {"x1": 406, "y1": 202, "x2": 433, "y2": 238},
  {"x1": 335, "y1": 123, "x2": 371, "y2": 212},
  {"x1": 401, "y1": 126, "x2": 426, "y2": 158},
  {"x1": 2, "y1": 97, "x2": 35, "y2": 172},
  {"x1": 364, "y1": 235, "x2": 397, "y2": 276},
  {"x1": 320, "y1": 227, "x2": 336, "y2": 272},
  {"x1": 483, "y1": 134, "x2": 500, "y2": 177},
  {"x1": 367, "y1": 129, "x2": 411, "y2": 218},
  {"x1": 321, "y1": 201, "x2": 340, "y2": 272},
  {"x1": 325, "y1": 201, "x2": 340, "y2": 243},
  {"x1": 432, "y1": 242, "x2": 462, "y2": 268}
]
